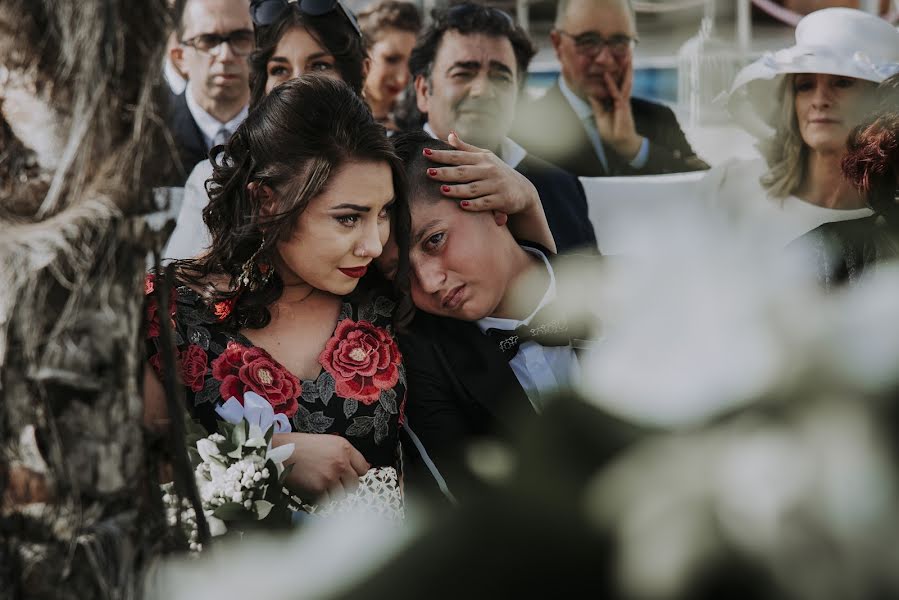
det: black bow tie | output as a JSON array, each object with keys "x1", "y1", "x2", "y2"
[{"x1": 485, "y1": 315, "x2": 571, "y2": 360}]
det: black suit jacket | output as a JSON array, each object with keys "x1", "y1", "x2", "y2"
[
  {"x1": 167, "y1": 91, "x2": 209, "y2": 186},
  {"x1": 516, "y1": 153, "x2": 598, "y2": 253},
  {"x1": 511, "y1": 82, "x2": 709, "y2": 178},
  {"x1": 399, "y1": 310, "x2": 536, "y2": 500},
  {"x1": 399, "y1": 251, "x2": 636, "y2": 502}
]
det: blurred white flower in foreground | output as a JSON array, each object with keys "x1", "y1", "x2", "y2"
[
  {"x1": 146, "y1": 508, "x2": 423, "y2": 600},
  {"x1": 543, "y1": 207, "x2": 899, "y2": 427}
]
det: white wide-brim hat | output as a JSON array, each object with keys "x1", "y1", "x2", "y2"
[{"x1": 727, "y1": 7, "x2": 899, "y2": 140}]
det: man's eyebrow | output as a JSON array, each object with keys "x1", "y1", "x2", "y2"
[
  {"x1": 446, "y1": 60, "x2": 482, "y2": 73},
  {"x1": 412, "y1": 218, "x2": 444, "y2": 245}
]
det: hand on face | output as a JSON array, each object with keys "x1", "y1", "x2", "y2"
[{"x1": 587, "y1": 58, "x2": 643, "y2": 161}]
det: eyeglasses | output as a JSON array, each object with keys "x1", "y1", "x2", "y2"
[
  {"x1": 181, "y1": 30, "x2": 255, "y2": 56},
  {"x1": 441, "y1": 3, "x2": 515, "y2": 29},
  {"x1": 556, "y1": 31, "x2": 638, "y2": 58},
  {"x1": 250, "y1": 0, "x2": 361, "y2": 38}
]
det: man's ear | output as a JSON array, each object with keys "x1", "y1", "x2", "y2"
[
  {"x1": 362, "y1": 56, "x2": 371, "y2": 81},
  {"x1": 170, "y1": 43, "x2": 186, "y2": 77},
  {"x1": 549, "y1": 29, "x2": 562, "y2": 58},
  {"x1": 414, "y1": 73, "x2": 430, "y2": 114}
]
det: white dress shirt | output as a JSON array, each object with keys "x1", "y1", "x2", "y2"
[
  {"x1": 185, "y1": 89, "x2": 248, "y2": 150},
  {"x1": 476, "y1": 247, "x2": 579, "y2": 413},
  {"x1": 558, "y1": 76, "x2": 649, "y2": 171}
]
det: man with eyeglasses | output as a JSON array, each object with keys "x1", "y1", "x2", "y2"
[
  {"x1": 409, "y1": 3, "x2": 597, "y2": 254},
  {"x1": 512, "y1": 0, "x2": 707, "y2": 177},
  {"x1": 167, "y1": 0, "x2": 252, "y2": 184}
]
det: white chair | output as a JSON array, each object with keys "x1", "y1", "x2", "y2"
[{"x1": 580, "y1": 171, "x2": 709, "y2": 255}]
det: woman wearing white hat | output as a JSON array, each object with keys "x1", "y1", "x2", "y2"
[{"x1": 702, "y1": 7, "x2": 899, "y2": 250}]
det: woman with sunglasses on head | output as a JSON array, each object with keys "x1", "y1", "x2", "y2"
[
  {"x1": 357, "y1": 0, "x2": 421, "y2": 133},
  {"x1": 164, "y1": 0, "x2": 368, "y2": 261}
]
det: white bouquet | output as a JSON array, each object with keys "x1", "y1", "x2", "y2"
[{"x1": 162, "y1": 391, "x2": 295, "y2": 551}]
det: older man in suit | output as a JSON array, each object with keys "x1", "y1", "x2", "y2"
[
  {"x1": 408, "y1": 3, "x2": 597, "y2": 253},
  {"x1": 511, "y1": 0, "x2": 708, "y2": 177},
  {"x1": 166, "y1": 0, "x2": 252, "y2": 184}
]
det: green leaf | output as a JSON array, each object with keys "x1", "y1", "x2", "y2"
[
  {"x1": 254, "y1": 500, "x2": 274, "y2": 520},
  {"x1": 187, "y1": 446, "x2": 201, "y2": 468},
  {"x1": 217, "y1": 440, "x2": 238, "y2": 455},
  {"x1": 213, "y1": 502, "x2": 251, "y2": 521},
  {"x1": 278, "y1": 462, "x2": 294, "y2": 484}
]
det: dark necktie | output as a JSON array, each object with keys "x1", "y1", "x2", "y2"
[{"x1": 485, "y1": 311, "x2": 571, "y2": 360}]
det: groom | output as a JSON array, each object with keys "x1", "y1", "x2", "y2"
[{"x1": 392, "y1": 131, "x2": 630, "y2": 501}]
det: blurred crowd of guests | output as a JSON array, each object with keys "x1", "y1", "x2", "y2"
[{"x1": 141, "y1": 0, "x2": 899, "y2": 597}]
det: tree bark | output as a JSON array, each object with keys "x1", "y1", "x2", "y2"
[{"x1": 0, "y1": 1, "x2": 181, "y2": 597}]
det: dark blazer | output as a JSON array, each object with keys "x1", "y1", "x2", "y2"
[
  {"x1": 511, "y1": 81, "x2": 709, "y2": 178},
  {"x1": 167, "y1": 91, "x2": 208, "y2": 186},
  {"x1": 399, "y1": 310, "x2": 537, "y2": 500},
  {"x1": 516, "y1": 152, "x2": 598, "y2": 253},
  {"x1": 399, "y1": 250, "x2": 634, "y2": 502}
]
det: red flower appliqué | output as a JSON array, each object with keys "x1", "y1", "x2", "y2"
[
  {"x1": 213, "y1": 297, "x2": 237, "y2": 321},
  {"x1": 210, "y1": 341, "x2": 300, "y2": 418},
  {"x1": 148, "y1": 345, "x2": 208, "y2": 393},
  {"x1": 144, "y1": 274, "x2": 177, "y2": 338},
  {"x1": 319, "y1": 320, "x2": 402, "y2": 405},
  {"x1": 180, "y1": 344, "x2": 208, "y2": 392}
]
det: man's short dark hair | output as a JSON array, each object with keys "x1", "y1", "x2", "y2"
[
  {"x1": 392, "y1": 130, "x2": 455, "y2": 208},
  {"x1": 408, "y1": 3, "x2": 536, "y2": 85}
]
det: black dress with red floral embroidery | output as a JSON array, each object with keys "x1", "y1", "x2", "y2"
[{"x1": 144, "y1": 274, "x2": 406, "y2": 468}]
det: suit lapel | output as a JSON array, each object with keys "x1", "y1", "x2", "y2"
[
  {"x1": 432, "y1": 318, "x2": 533, "y2": 426},
  {"x1": 540, "y1": 84, "x2": 609, "y2": 177},
  {"x1": 170, "y1": 92, "x2": 207, "y2": 161}
]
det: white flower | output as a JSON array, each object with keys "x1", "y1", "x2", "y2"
[
  {"x1": 206, "y1": 515, "x2": 227, "y2": 537},
  {"x1": 196, "y1": 438, "x2": 221, "y2": 463}
]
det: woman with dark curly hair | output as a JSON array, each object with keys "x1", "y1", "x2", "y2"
[
  {"x1": 165, "y1": 0, "x2": 368, "y2": 260},
  {"x1": 145, "y1": 75, "x2": 412, "y2": 510},
  {"x1": 791, "y1": 74, "x2": 899, "y2": 289},
  {"x1": 357, "y1": 0, "x2": 421, "y2": 131}
]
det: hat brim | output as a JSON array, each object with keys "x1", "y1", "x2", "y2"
[{"x1": 726, "y1": 46, "x2": 898, "y2": 139}]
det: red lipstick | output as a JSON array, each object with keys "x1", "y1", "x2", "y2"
[{"x1": 339, "y1": 266, "x2": 368, "y2": 278}]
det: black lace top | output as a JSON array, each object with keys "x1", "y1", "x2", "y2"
[{"x1": 144, "y1": 274, "x2": 406, "y2": 467}]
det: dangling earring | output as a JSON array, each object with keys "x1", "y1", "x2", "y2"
[{"x1": 239, "y1": 237, "x2": 273, "y2": 291}]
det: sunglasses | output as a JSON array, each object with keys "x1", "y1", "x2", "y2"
[
  {"x1": 181, "y1": 29, "x2": 255, "y2": 56},
  {"x1": 250, "y1": 0, "x2": 361, "y2": 37}
]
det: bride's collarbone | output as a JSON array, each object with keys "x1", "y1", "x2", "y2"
[{"x1": 241, "y1": 296, "x2": 342, "y2": 380}]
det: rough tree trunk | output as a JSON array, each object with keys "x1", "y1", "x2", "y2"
[{"x1": 0, "y1": 1, "x2": 179, "y2": 597}]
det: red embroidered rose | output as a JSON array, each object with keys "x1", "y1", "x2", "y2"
[
  {"x1": 319, "y1": 320, "x2": 402, "y2": 405},
  {"x1": 148, "y1": 351, "x2": 167, "y2": 377},
  {"x1": 180, "y1": 344, "x2": 208, "y2": 392},
  {"x1": 213, "y1": 297, "x2": 237, "y2": 321},
  {"x1": 145, "y1": 276, "x2": 177, "y2": 339},
  {"x1": 210, "y1": 341, "x2": 300, "y2": 418}
]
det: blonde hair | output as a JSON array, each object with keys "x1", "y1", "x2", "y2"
[{"x1": 758, "y1": 76, "x2": 807, "y2": 199}]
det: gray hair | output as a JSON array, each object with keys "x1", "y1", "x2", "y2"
[
  {"x1": 759, "y1": 76, "x2": 806, "y2": 200},
  {"x1": 555, "y1": 0, "x2": 636, "y2": 30}
]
